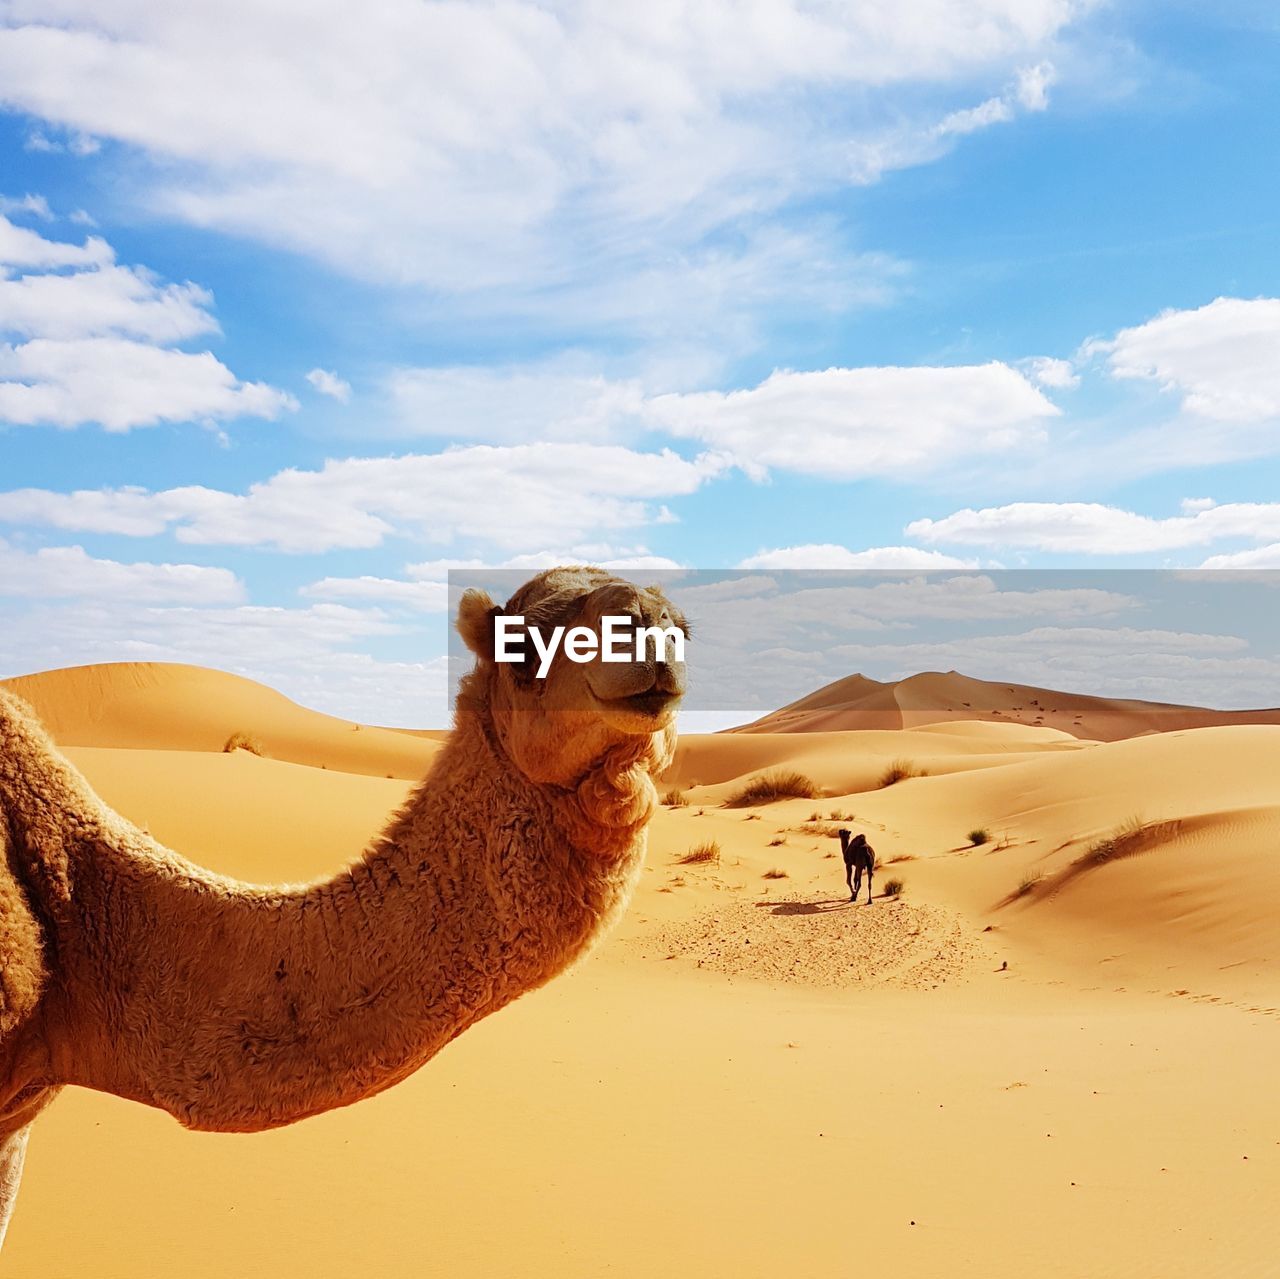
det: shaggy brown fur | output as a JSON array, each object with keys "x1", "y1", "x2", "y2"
[{"x1": 0, "y1": 566, "x2": 686, "y2": 1251}]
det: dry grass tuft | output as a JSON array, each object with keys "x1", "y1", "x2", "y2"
[
  {"x1": 762, "y1": 867, "x2": 789, "y2": 879},
  {"x1": 967, "y1": 827, "x2": 990, "y2": 846},
  {"x1": 1015, "y1": 868, "x2": 1043, "y2": 897},
  {"x1": 661, "y1": 788, "x2": 690, "y2": 807},
  {"x1": 878, "y1": 758, "x2": 924, "y2": 788},
  {"x1": 724, "y1": 769, "x2": 820, "y2": 808},
  {"x1": 223, "y1": 732, "x2": 265, "y2": 756},
  {"x1": 1086, "y1": 814, "x2": 1147, "y2": 864},
  {"x1": 882, "y1": 878, "x2": 904, "y2": 898},
  {"x1": 676, "y1": 840, "x2": 721, "y2": 866},
  {"x1": 795, "y1": 820, "x2": 843, "y2": 838}
]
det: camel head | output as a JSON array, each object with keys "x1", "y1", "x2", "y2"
[{"x1": 456, "y1": 566, "x2": 688, "y2": 789}]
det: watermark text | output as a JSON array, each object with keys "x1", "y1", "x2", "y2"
[{"x1": 495, "y1": 614, "x2": 685, "y2": 678}]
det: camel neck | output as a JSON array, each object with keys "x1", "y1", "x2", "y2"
[{"x1": 51, "y1": 713, "x2": 646, "y2": 1132}]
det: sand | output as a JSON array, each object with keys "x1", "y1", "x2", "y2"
[
  {"x1": 2, "y1": 663, "x2": 1278, "y2": 1277},
  {"x1": 1, "y1": 662, "x2": 442, "y2": 779},
  {"x1": 737, "y1": 668, "x2": 1280, "y2": 741}
]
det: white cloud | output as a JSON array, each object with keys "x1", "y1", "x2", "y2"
[
  {"x1": 0, "y1": 193, "x2": 51, "y2": 219},
  {"x1": 0, "y1": 264, "x2": 216, "y2": 342},
  {"x1": 646, "y1": 362, "x2": 1058, "y2": 479},
  {"x1": 737, "y1": 544, "x2": 978, "y2": 569},
  {"x1": 0, "y1": 1, "x2": 1089, "y2": 326},
  {"x1": 908, "y1": 500, "x2": 1280, "y2": 553},
  {"x1": 305, "y1": 543, "x2": 683, "y2": 610},
  {"x1": 1021, "y1": 354, "x2": 1079, "y2": 389},
  {"x1": 0, "y1": 213, "x2": 295, "y2": 430},
  {"x1": 496, "y1": 548, "x2": 684, "y2": 572},
  {"x1": 0, "y1": 538, "x2": 244, "y2": 603},
  {"x1": 1015, "y1": 60, "x2": 1056, "y2": 109},
  {"x1": 301, "y1": 575, "x2": 448, "y2": 610},
  {"x1": 404, "y1": 558, "x2": 492, "y2": 582},
  {"x1": 0, "y1": 211, "x2": 109, "y2": 270},
  {"x1": 1087, "y1": 296, "x2": 1280, "y2": 423},
  {"x1": 23, "y1": 128, "x2": 98, "y2": 155},
  {"x1": 1198, "y1": 544, "x2": 1280, "y2": 570},
  {"x1": 0, "y1": 444, "x2": 724, "y2": 552},
  {"x1": 387, "y1": 363, "x2": 643, "y2": 443},
  {"x1": 306, "y1": 367, "x2": 351, "y2": 403},
  {"x1": 934, "y1": 59, "x2": 1055, "y2": 136},
  {"x1": 934, "y1": 95, "x2": 1015, "y2": 138},
  {"x1": 0, "y1": 337, "x2": 296, "y2": 431}
]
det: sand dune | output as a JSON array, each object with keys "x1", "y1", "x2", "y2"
[
  {"x1": 3, "y1": 662, "x2": 1278, "y2": 1277},
  {"x1": 1, "y1": 662, "x2": 441, "y2": 779},
  {"x1": 736, "y1": 668, "x2": 1280, "y2": 741},
  {"x1": 666, "y1": 720, "x2": 1087, "y2": 799},
  {"x1": 63, "y1": 745, "x2": 411, "y2": 882}
]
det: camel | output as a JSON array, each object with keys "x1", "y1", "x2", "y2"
[
  {"x1": 0, "y1": 566, "x2": 686, "y2": 1252},
  {"x1": 838, "y1": 829, "x2": 875, "y2": 903}
]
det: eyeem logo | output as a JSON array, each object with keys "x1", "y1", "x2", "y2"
[{"x1": 495, "y1": 615, "x2": 685, "y2": 679}]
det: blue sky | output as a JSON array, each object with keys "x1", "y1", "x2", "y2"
[{"x1": 2, "y1": 1, "x2": 1279, "y2": 724}]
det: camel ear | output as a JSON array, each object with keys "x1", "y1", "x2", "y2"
[
  {"x1": 456, "y1": 589, "x2": 500, "y2": 659},
  {"x1": 644, "y1": 585, "x2": 691, "y2": 636}
]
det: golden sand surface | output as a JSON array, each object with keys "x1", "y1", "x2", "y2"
[{"x1": 3, "y1": 663, "x2": 1277, "y2": 1277}]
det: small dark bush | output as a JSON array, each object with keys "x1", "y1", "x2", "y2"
[
  {"x1": 676, "y1": 841, "x2": 721, "y2": 866},
  {"x1": 724, "y1": 770, "x2": 821, "y2": 807}
]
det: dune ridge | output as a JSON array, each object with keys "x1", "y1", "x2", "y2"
[
  {"x1": 733, "y1": 667, "x2": 1280, "y2": 740},
  {"x1": 0, "y1": 661, "x2": 441, "y2": 779}
]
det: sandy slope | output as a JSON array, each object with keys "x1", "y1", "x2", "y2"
[
  {"x1": 3, "y1": 663, "x2": 1279, "y2": 1277},
  {"x1": 737, "y1": 668, "x2": 1280, "y2": 741},
  {"x1": 1, "y1": 662, "x2": 442, "y2": 779}
]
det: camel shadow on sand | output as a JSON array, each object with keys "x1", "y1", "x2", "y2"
[{"x1": 754, "y1": 898, "x2": 862, "y2": 917}]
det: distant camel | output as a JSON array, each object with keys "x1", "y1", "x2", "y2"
[
  {"x1": 0, "y1": 565, "x2": 687, "y2": 1254},
  {"x1": 838, "y1": 829, "x2": 875, "y2": 903}
]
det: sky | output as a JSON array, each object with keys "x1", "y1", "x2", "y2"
[{"x1": 2, "y1": 0, "x2": 1279, "y2": 725}]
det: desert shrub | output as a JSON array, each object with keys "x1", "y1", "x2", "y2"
[
  {"x1": 662, "y1": 788, "x2": 690, "y2": 807},
  {"x1": 795, "y1": 821, "x2": 842, "y2": 838},
  {"x1": 724, "y1": 769, "x2": 820, "y2": 808},
  {"x1": 878, "y1": 758, "x2": 923, "y2": 788},
  {"x1": 968, "y1": 827, "x2": 990, "y2": 846},
  {"x1": 676, "y1": 840, "x2": 721, "y2": 866},
  {"x1": 1087, "y1": 814, "x2": 1147, "y2": 864},
  {"x1": 1015, "y1": 868, "x2": 1043, "y2": 897},
  {"x1": 882, "y1": 878, "x2": 904, "y2": 898},
  {"x1": 762, "y1": 867, "x2": 789, "y2": 879},
  {"x1": 223, "y1": 732, "x2": 264, "y2": 756},
  {"x1": 768, "y1": 836, "x2": 787, "y2": 847},
  {"x1": 828, "y1": 808, "x2": 855, "y2": 821}
]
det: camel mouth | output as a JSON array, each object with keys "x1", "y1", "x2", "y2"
[
  {"x1": 593, "y1": 686, "x2": 683, "y2": 726},
  {"x1": 622, "y1": 688, "x2": 682, "y2": 717}
]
